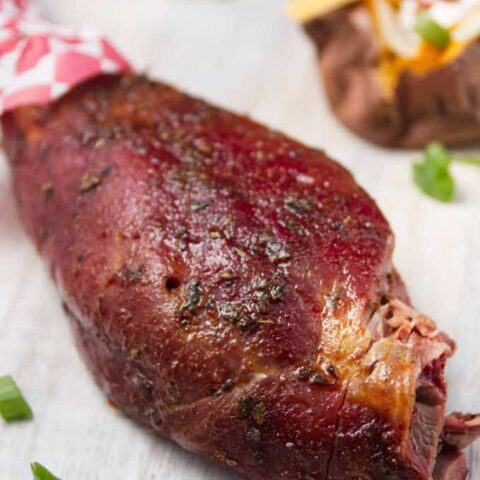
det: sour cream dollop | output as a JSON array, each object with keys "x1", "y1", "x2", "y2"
[{"x1": 400, "y1": 0, "x2": 480, "y2": 29}]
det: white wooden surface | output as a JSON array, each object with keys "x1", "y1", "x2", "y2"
[{"x1": 1, "y1": 0, "x2": 479, "y2": 478}]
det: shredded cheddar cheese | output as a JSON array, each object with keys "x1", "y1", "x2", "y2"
[
  {"x1": 366, "y1": 0, "x2": 470, "y2": 96},
  {"x1": 377, "y1": 40, "x2": 467, "y2": 95}
]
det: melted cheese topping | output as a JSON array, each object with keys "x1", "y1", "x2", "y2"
[
  {"x1": 366, "y1": 0, "x2": 473, "y2": 96},
  {"x1": 378, "y1": 41, "x2": 466, "y2": 95}
]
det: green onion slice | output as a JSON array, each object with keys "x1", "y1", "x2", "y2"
[
  {"x1": 31, "y1": 462, "x2": 61, "y2": 480},
  {"x1": 413, "y1": 142, "x2": 480, "y2": 202},
  {"x1": 0, "y1": 374, "x2": 33, "y2": 421},
  {"x1": 414, "y1": 12, "x2": 451, "y2": 49},
  {"x1": 456, "y1": 155, "x2": 480, "y2": 167},
  {"x1": 413, "y1": 142, "x2": 455, "y2": 202}
]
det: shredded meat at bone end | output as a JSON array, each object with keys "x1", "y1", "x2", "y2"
[{"x1": 2, "y1": 75, "x2": 479, "y2": 480}]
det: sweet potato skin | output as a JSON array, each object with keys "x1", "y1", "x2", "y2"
[
  {"x1": 305, "y1": 4, "x2": 480, "y2": 149},
  {"x1": 3, "y1": 75, "x2": 433, "y2": 479}
]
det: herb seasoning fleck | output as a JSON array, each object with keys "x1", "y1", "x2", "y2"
[
  {"x1": 181, "y1": 280, "x2": 201, "y2": 311},
  {"x1": 331, "y1": 221, "x2": 344, "y2": 232},
  {"x1": 266, "y1": 242, "x2": 291, "y2": 263},
  {"x1": 79, "y1": 173, "x2": 101, "y2": 193},
  {"x1": 326, "y1": 363, "x2": 339, "y2": 379},
  {"x1": 246, "y1": 426, "x2": 261, "y2": 442},
  {"x1": 41, "y1": 182, "x2": 54, "y2": 200},
  {"x1": 252, "y1": 450, "x2": 265, "y2": 464},
  {"x1": 280, "y1": 218, "x2": 301, "y2": 232},
  {"x1": 190, "y1": 201, "x2": 211, "y2": 212},
  {"x1": 297, "y1": 366, "x2": 312, "y2": 381},
  {"x1": 251, "y1": 401, "x2": 266, "y2": 425},
  {"x1": 219, "y1": 305, "x2": 240, "y2": 323},
  {"x1": 309, "y1": 372, "x2": 336, "y2": 386},
  {"x1": 209, "y1": 230, "x2": 222, "y2": 239},
  {"x1": 179, "y1": 279, "x2": 202, "y2": 325},
  {"x1": 285, "y1": 199, "x2": 306, "y2": 214},
  {"x1": 119, "y1": 265, "x2": 145, "y2": 285},
  {"x1": 192, "y1": 138, "x2": 212, "y2": 155},
  {"x1": 257, "y1": 319, "x2": 275, "y2": 325},
  {"x1": 270, "y1": 284, "x2": 285, "y2": 302},
  {"x1": 238, "y1": 397, "x2": 251, "y2": 419},
  {"x1": 326, "y1": 290, "x2": 343, "y2": 311},
  {"x1": 220, "y1": 271, "x2": 235, "y2": 282},
  {"x1": 94, "y1": 138, "x2": 106, "y2": 149},
  {"x1": 222, "y1": 379, "x2": 234, "y2": 391},
  {"x1": 232, "y1": 247, "x2": 248, "y2": 258},
  {"x1": 238, "y1": 315, "x2": 257, "y2": 332},
  {"x1": 79, "y1": 165, "x2": 112, "y2": 194}
]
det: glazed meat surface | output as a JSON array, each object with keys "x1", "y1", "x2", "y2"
[{"x1": 2, "y1": 75, "x2": 478, "y2": 479}]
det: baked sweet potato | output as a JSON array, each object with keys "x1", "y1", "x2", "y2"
[
  {"x1": 290, "y1": 0, "x2": 480, "y2": 148},
  {"x1": 2, "y1": 75, "x2": 479, "y2": 479}
]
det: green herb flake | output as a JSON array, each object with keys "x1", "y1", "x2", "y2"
[
  {"x1": 414, "y1": 13, "x2": 451, "y2": 49},
  {"x1": 0, "y1": 375, "x2": 33, "y2": 422},
  {"x1": 238, "y1": 315, "x2": 257, "y2": 332},
  {"x1": 79, "y1": 165, "x2": 112, "y2": 194},
  {"x1": 118, "y1": 265, "x2": 145, "y2": 285},
  {"x1": 266, "y1": 242, "x2": 291, "y2": 263},
  {"x1": 246, "y1": 426, "x2": 261, "y2": 442},
  {"x1": 181, "y1": 280, "x2": 201, "y2": 312},
  {"x1": 31, "y1": 462, "x2": 61, "y2": 480},
  {"x1": 456, "y1": 155, "x2": 480, "y2": 168},
  {"x1": 279, "y1": 218, "x2": 301, "y2": 232},
  {"x1": 256, "y1": 318, "x2": 275, "y2": 325},
  {"x1": 219, "y1": 271, "x2": 235, "y2": 282},
  {"x1": 252, "y1": 450, "x2": 265, "y2": 464},
  {"x1": 179, "y1": 279, "x2": 202, "y2": 325},
  {"x1": 218, "y1": 305, "x2": 239, "y2": 323},
  {"x1": 270, "y1": 284, "x2": 285, "y2": 302},
  {"x1": 232, "y1": 247, "x2": 248, "y2": 258},
  {"x1": 251, "y1": 401, "x2": 266, "y2": 425},
  {"x1": 237, "y1": 397, "x2": 251, "y2": 419},
  {"x1": 284, "y1": 199, "x2": 306, "y2": 214}
]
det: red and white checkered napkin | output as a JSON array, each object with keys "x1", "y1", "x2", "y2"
[{"x1": 0, "y1": 0, "x2": 131, "y2": 114}]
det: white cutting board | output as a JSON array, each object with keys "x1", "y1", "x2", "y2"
[{"x1": 1, "y1": 0, "x2": 479, "y2": 478}]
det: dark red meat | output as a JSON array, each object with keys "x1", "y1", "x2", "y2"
[
  {"x1": 432, "y1": 447, "x2": 467, "y2": 480},
  {"x1": 2, "y1": 75, "x2": 478, "y2": 479}
]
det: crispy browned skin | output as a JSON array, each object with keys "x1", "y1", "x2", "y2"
[
  {"x1": 304, "y1": 4, "x2": 480, "y2": 149},
  {"x1": 2, "y1": 75, "x2": 478, "y2": 479}
]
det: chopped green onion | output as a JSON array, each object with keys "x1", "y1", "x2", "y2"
[
  {"x1": 456, "y1": 155, "x2": 480, "y2": 167},
  {"x1": 413, "y1": 143, "x2": 480, "y2": 202},
  {"x1": 413, "y1": 142, "x2": 454, "y2": 202},
  {"x1": 0, "y1": 375, "x2": 33, "y2": 421},
  {"x1": 424, "y1": 142, "x2": 451, "y2": 167},
  {"x1": 31, "y1": 462, "x2": 61, "y2": 480},
  {"x1": 414, "y1": 12, "x2": 451, "y2": 49}
]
